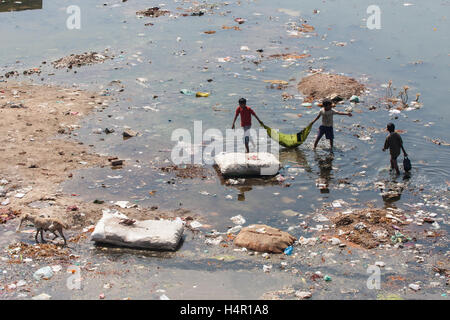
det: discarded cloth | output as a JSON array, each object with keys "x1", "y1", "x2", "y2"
[{"x1": 262, "y1": 122, "x2": 313, "y2": 148}]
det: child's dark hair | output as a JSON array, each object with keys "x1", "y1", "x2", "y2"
[
  {"x1": 239, "y1": 98, "x2": 246, "y2": 105},
  {"x1": 387, "y1": 122, "x2": 395, "y2": 132},
  {"x1": 322, "y1": 98, "x2": 332, "y2": 107}
]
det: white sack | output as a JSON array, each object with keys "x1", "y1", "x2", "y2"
[
  {"x1": 214, "y1": 152, "x2": 280, "y2": 177},
  {"x1": 91, "y1": 209, "x2": 184, "y2": 250}
]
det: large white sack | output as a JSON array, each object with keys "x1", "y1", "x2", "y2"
[
  {"x1": 91, "y1": 209, "x2": 184, "y2": 250},
  {"x1": 214, "y1": 152, "x2": 280, "y2": 177}
]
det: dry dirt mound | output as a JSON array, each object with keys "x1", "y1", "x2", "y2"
[
  {"x1": 52, "y1": 51, "x2": 110, "y2": 69},
  {"x1": 160, "y1": 164, "x2": 211, "y2": 179},
  {"x1": 297, "y1": 73, "x2": 365, "y2": 100},
  {"x1": 136, "y1": 7, "x2": 170, "y2": 18}
]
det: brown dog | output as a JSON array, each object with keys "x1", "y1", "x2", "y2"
[{"x1": 16, "y1": 213, "x2": 69, "y2": 246}]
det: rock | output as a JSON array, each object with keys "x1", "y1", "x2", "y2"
[
  {"x1": 122, "y1": 129, "x2": 138, "y2": 138},
  {"x1": 33, "y1": 266, "x2": 54, "y2": 281},
  {"x1": 263, "y1": 264, "x2": 272, "y2": 273},
  {"x1": 409, "y1": 283, "x2": 420, "y2": 291},
  {"x1": 111, "y1": 159, "x2": 124, "y2": 167},
  {"x1": 91, "y1": 209, "x2": 184, "y2": 250},
  {"x1": 234, "y1": 224, "x2": 297, "y2": 253},
  {"x1": 330, "y1": 237, "x2": 341, "y2": 245},
  {"x1": 32, "y1": 293, "x2": 52, "y2": 300},
  {"x1": 295, "y1": 291, "x2": 312, "y2": 299}
]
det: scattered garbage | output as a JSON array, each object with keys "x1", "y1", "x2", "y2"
[
  {"x1": 284, "y1": 245, "x2": 293, "y2": 255},
  {"x1": 52, "y1": 51, "x2": 111, "y2": 69},
  {"x1": 32, "y1": 293, "x2": 52, "y2": 300},
  {"x1": 136, "y1": 7, "x2": 170, "y2": 18},
  {"x1": 349, "y1": 95, "x2": 360, "y2": 103},
  {"x1": 230, "y1": 215, "x2": 246, "y2": 225},
  {"x1": 33, "y1": 266, "x2": 54, "y2": 281},
  {"x1": 295, "y1": 291, "x2": 312, "y2": 299}
]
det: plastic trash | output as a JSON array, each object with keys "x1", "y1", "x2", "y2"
[
  {"x1": 349, "y1": 95, "x2": 360, "y2": 103},
  {"x1": 180, "y1": 89, "x2": 196, "y2": 96},
  {"x1": 403, "y1": 156, "x2": 411, "y2": 172},
  {"x1": 33, "y1": 266, "x2": 54, "y2": 281},
  {"x1": 284, "y1": 245, "x2": 293, "y2": 255}
]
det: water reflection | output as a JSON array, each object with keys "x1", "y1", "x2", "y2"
[
  {"x1": 314, "y1": 152, "x2": 334, "y2": 194},
  {"x1": 0, "y1": 0, "x2": 42, "y2": 13},
  {"x1": 237, "y1": 186, "x2": 252, "y2": 201},
  {"x1": 279, "y1": 148, "x2": 311, "y2": 173}
]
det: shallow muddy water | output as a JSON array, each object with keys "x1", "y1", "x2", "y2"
[{"x1": 0, "y1": 0, "x2": 449, "y2": 299}]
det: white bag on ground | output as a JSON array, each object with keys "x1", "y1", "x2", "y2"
[
  {"x1": 91, "y1": 209, "x2": 184, "y2": 250},
  {"x1": 214, "y1": 152, "x2": 280, "y2": 177}
]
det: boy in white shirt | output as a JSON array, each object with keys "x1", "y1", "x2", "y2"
[{"x1": 311, "y1": 98, "x2": 352, "y2": 150}]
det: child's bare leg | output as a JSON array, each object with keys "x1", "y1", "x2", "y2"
[
  {"x1": 244, "y1": 136, "x2": 250, "y2": 153},
  {"x1": 391, "y1": 156, "x2": 400, "y2": 174},
  {"x1": 313, "y1": 135, "x2": 321, "y2": 149},
  {"x1": 393, "y1": 160, "x2": 400, "y2": 175},
  {"x1": 330, "y1": 139, "x2": 334, "y2": 150}
]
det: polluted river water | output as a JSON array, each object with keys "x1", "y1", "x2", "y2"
[{"x1": 0, "y1": 0, "x2": 449, "y2": 300}]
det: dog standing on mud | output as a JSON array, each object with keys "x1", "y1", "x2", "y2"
[{"x1": 16, "y1": 213, "x2": 69, "y2": 246}]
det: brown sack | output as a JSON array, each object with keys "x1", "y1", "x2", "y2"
[{"x1": 234, "y1": 224, "x2": 296, "y2": 253}]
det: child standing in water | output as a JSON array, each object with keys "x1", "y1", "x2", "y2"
[
  {"x1": 231, "y1": 98, "x2": 263, "y2": 153},
  {"x1": 312, "y1": 98, "x2": 352, "y2": 151},
  {"x1": 383, "y1": 122, "x2": 408, "y2": 175}
]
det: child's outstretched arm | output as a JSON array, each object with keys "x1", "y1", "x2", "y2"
[
  {"x1": 335, "y1": 111, "x2": 352, "y2": 117},
  {"x1": 311, "y1": 113, "x2": 321, "y2": 125},
  {"x1": 253, "y1": 112, "x2": 264, "y2": 126}
]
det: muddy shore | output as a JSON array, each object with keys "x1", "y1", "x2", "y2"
[{"x1": 0, "y1": 81, "x2": 199, "y2": 230}]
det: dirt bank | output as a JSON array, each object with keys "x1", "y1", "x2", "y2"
[{"x1": 0, "y1": 81, "x2": 197, "y2": 233}]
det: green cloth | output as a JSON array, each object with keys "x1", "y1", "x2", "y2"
[{"x1": 262, "y1": 122, "x2": 313, "y2": 148}]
